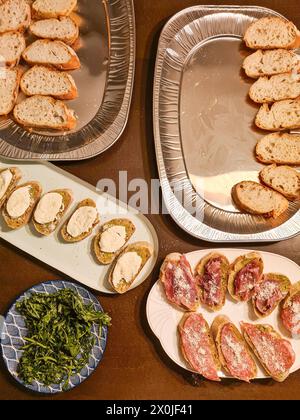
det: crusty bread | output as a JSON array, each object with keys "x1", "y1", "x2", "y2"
[
  {"x1": 2, "y1": 182, "x2": 42, "y2": 229},
  {"x1": 281, "y1": 281, "x2": 300, "y2": 335},
  {"x1": 109, "y1": 242, "x2": 153, "y2": 294},
  {"x1": 256, "y1": 133, "x2": 300, "y2": 165},
  {"x1": 249, "y1": 73, "x2": 300, "y2": 104},
  {"x1": 244, "y1": 17, "x2": 300, "y2": 50},
  {"x1": 255, "y1": 99, "x2": 300, "y2": 131},
  {"x1": 61, "y1": 198, "x2": 99, "y2": 243},
  {"x1": 260, "y1": 164, "x2": 300, "y2": 200},
  {"x1": 32, "y1": 0, "x2": 77, "y2": 19},
  {"x1": 33, "y1": 189, "x2": 73, "y2": 236},
  {"x1": 232, "y1": 181, "x2": 289, "y2": 219},
  {"x1": 243, "y1": 49, "x2": 299, "y2": 79},
  {"x1": 13, "y1": 95, "x2": 77, "y2": 130},
  {"x1": 22, "y1": 40, "x2": 80, "y2": 70},
  {"x1": 30, "y1": 16, "x2": 79, "y2": 45},
  {"x1": 0, "y1": 32, "x2": 26, "y2": 67},
  {"x1": 0, "y1": 0, "x2": 31, "y2": 33},
  {"x1": 94, "y1": 218, "x2": 136, "y2": 265},
  {"x1": 20, "y1": 66, "x2": 78, "y2": 100},
  {"x1": 0, "y1": 167, "x2": 22, "y2": 208},
  {"x1": 0, "y1": 68, "x2": 21, "y2": 116}
]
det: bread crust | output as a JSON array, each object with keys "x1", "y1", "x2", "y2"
[{"x1": 0, "y1": 167, "x2": 22, "y2": 208}]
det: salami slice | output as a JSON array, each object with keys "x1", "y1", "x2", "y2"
[
  {"x1": 179, "y1": 313, "x2": 220, "y2": 381},
  {"x1": 281, "y1": 283, "x2": 300, "y2": 336}
]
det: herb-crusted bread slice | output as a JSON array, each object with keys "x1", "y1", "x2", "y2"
[
  {"x1": 256, "y1": 133, "x2": 300, "y2": 165},
  {"x1": 30, "y1": 16, "x2": 79, "y2": 45},
  {"x1": 260, "y1": 164, "x2": 300, "y2": 200},
  {"x1": 0, "y1": 68, "x2": 21, "y2": 116},
  {"x1": 0, "y1": 32, "x2": 26, "y2": 67},
  {"x1": 0, "y1": 167, "x2": 22, "y2": 209},
  {"x1": 32, "y1": 0, "x2": 77, "y2": 19},
  {"x1": 255, "y1": 99, "x2": 300, "y2": 131},
  {"x1": 250, "y1": 73, "x2": 300, "y2": 104},
  {"x1": 0, "y1": 0, "x2": 31, "y2": 33}
]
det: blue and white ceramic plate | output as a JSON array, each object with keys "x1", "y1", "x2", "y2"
[{"x1": 0, "y1": 281, "x2": 108, "y2": 394}]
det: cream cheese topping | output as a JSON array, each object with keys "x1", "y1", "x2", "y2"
[
  {"x1": 6, "y1": 186, "x2": 32, "y2": 219},
  {"x1": 0, "y1": 169, "x2": 12, "y2": 200},
  {"x1": 112, "y1": 252, "x2": 142, "y2": 287},
  {"x1": 67, "y1": 206, "x2": 97, "y2": 238},
  {"x1": 100, "y1": 225, "x2": 127, "y2": 253},
  {"x1": 34, "y1": 192, "x2": 63, "y2": 224}
]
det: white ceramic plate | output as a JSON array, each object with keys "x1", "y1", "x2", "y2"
[
  {"x1": 146, "y1": 249, "x2": 300, "y2": 379},
  {"x1": 0, "y1": 158, "x2": 158, "y2": 294}
]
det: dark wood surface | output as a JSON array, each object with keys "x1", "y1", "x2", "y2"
[{"x1": 1, "y1": 0, "x2": 300, "y2": 400}]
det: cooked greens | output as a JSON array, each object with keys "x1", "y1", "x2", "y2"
[{"x1": 16, "y1": 288, "x2": 111, "y2": 390}]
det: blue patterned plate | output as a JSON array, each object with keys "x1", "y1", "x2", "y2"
[{"x1": 0, "y1": 281, "x2": 108, "y2": 394}]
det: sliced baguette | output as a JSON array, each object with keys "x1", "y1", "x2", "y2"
[
  {"x1": 255, "y1": 99, "x2": 300, "y2": 131},
  {"x1": 244, "y1": 17, "x2": 300, "y2": 50},
  {"x1": 0, "y1": 0, "x2": 31, "y2": 33},
  {"x1": 0, "y1": 68, "x2": 21, "y2": 116},
  {"x1": 0, "y1": 32, "x2": 26, "y2": 67},
  {"x1": 0, "y1": 167, "x2": 22, "y2": 208},
  {"x1": 94, "y1": 218, "x2": 136, "y2": 265},
  {"x1": 30, "y1": 16, "x2": 79, "y2": 45},
  {"x1": 250, "y1": 73, "x2": 300, "y2": 104},
  {"x1": 232, "y1": 181, "x2": 289, "y2": 219},
  {"x1": 22, "y1": 40, "x2": 80, "y2": 70},
  {"x1": 33, "y1": 189, "x2": 73, "y2": 236},
  {"x1": 256, "y1": 133, "x2": 300, "y2": 165},
  {"x1": 2, "y1": 182, "x2": 42, "y2": 229},
  {"x1": 260, "y1": 164, "x2": 300, "y2": 200},
  {"x1": 281, "y1": 281, "x2": 300, "y2": 336},
  {"x1": 109, "y1": 242, "x2": 153, "y2": 294},
  {"x1": 13, "y1": 95, "x2": 77, "y2": 130},
  {"x1": 20, "y1": 65, "x2": 78, "y2": 100},
  {"x1": 243, "y1": 49, "x2": 299, "y2": 79},
  {"x1": 32, "y1": 0, "x2": 77, "y2": 19}
]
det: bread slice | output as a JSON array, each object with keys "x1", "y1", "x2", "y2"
[
  {"x1": 109, "y1": 242, "x2": 153, "y2": 294},
  {"x1": 20, "y1": 66, "x2": 78, "y2": 100},
  {"x1": 255, "y1": 99, "x2": 300, "y2": 131},
  {"x1": 30, "y1": 16, "x2": 79, "y2": 45},
  {"x1": 250, "y1": 73, "x2": 300, "y2": 104},
  {"x1": 22, "y1": 40, "x2": 80, "y2": 70},
  {"x1": 94, "y1": 218, "x2": 136, "y2": 265},
  {"x1": 244, "y1": 17, "x2": 300, "y2": 50},
  {"x1": 32, "y1": 0, "x2": 77, "y2": 19},
  {"x1": 0, "y1": 68, "x2": 21, "y2": 116},
  {"x1": 281, "y1": 281, "x2": 300, "y2": 336},
  {"x1": 0, "y1": 0, "x2": 31, "y2": 33},
  {"x1": 256, "y1": 133, "x2": 300, "y2": 165},
  {"x1": 232, "y1": 181, "x2": 289, "y2": 218},
  {"x1": 0, "y1": 32, "x2": 26, "y2": 67},
  {"x1": 243, "y1": 49, "x2": 299, "y2": 79},
  {"x1": 13, "y1": 95, "x2": 77, "y2": 131},
  {"x1": 61, "y1": 198, "x2": 99, "y2": 243},
  {"x1": 0, "y1": 167, "x2": 22, "y2": 209},
  {"x1": 260, "y1": 164, "x2": 300, "y2": 200},
  {"x1": 211, "y1": 316, "x2": 257, "y2": 382},
  {"x1": 2, "y1": 182, "x2": 42, "y2": 229},
  {"x1": 33, "y1": 189, "x2": 73, "y2": 236}
]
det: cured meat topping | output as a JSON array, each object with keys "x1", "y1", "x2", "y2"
[
  {"x1": 197, "y1": 257, "x2": 222, "y2": 308},
  {"x1": 281, "y1": 293, "x2": 300, "y2": 336},
  {"x1": 254, "y1": 278, "x2": 285, "y2": 315},
  {"x1": 234, "y1": 260, "x2": 261, "y2": 301}
]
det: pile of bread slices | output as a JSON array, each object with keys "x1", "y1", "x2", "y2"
[
  {"x1": 232, "y1": 17, "x2": 300, "y2": 219},
  {"x1": 0, "y1": 0, "x2": 80, "y2": 130}
]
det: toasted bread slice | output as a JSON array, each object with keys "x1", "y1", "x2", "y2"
[
  {"x1": 194, "y1": 253, "x2": 229, "y2": 311},
  {"x1": 32, "y1": 0, "x2": 77, "y2": 19},
  {"x1": 0, "y1": 32, "x2": 26, "y2": 67},
  {"x1": 0, "y1": 68, "x2": 21, "y2": 116},
  {"x1": 0, "y1": 0, "x2": 31, "y2": 33},
  {"x1": 260, "y1": 164, "x2": 300, "y2": 200},
  {"x1": 228, "y1": 252, "x2": 264, "y2": 302},
  {"x1": 256, "y1": 133, "x2": 300, "y2": 165},
  {"x1": 2, "y1": 182, "x2": 42, "y2": 229},
  {"x1": 243, "y1": 49, "x2": 299, "y2": 79},
  {"x1": 232, "y1": 181, "x2": 289, "y2": 219},
  {"x1": 20, "y1": 66, "x2": 78, "y2": 100},
  {"x1": 0, "y1": 167, "x2": 21, "y2": 208},
  {"x1": 250, "y1": 73, "x2": 300, "y2": 104},
  {"x1": 94, "y1": 218, "x2": 136, "y2": 265},
  {"x1": 33, "y1": 189, "x2": 73, "y2": 236},
  {"x1": 109, "y1": 242, "x2": 153, "y2": 294},
  {"x1": 244, "y1": 17, "x2": 300, "y2": 50},
  {"x1": 13, "y1": 95, "x2": 77, "y2": 130},
  {"x1": 241, "y1": 322, "x2": 295, "y2": 382},
  {"x1": 30, "y1": 16, "x2": 79, "y2": 45},
  {"x1": 281, "y1": 281, "x2": 300, "y2": 337},
  {"x1": 255, "y1": 99, "x2": 300, "y2": 131},
  {"x1": 211, "y1": 316, "x2": 257, "y2": 382},
  {"x1": 61, "y1": 198, "x2": 99, "y2": 243},
  {"x1": 22, "y1": 40, "x2": 80, "y2": 70}
]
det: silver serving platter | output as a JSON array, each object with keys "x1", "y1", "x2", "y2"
[
  {"x1": 153, "y1": 5, "x2": 300, "y2": 243},
  {"x1": 0, "y1": 0, "x2": 135, "y2": 161}
]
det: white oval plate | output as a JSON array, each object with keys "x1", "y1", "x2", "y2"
[{"x1": 146, "y1": 249, "x2": 300, "y2": 380}]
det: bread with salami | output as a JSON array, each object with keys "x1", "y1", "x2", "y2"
[{"x1": 281, "y1": 281, "x2": 300, "y2": 337}]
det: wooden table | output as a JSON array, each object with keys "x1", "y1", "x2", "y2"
[{"x1": 1, "y1": 0, "x2": 300, "y2": 400}]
